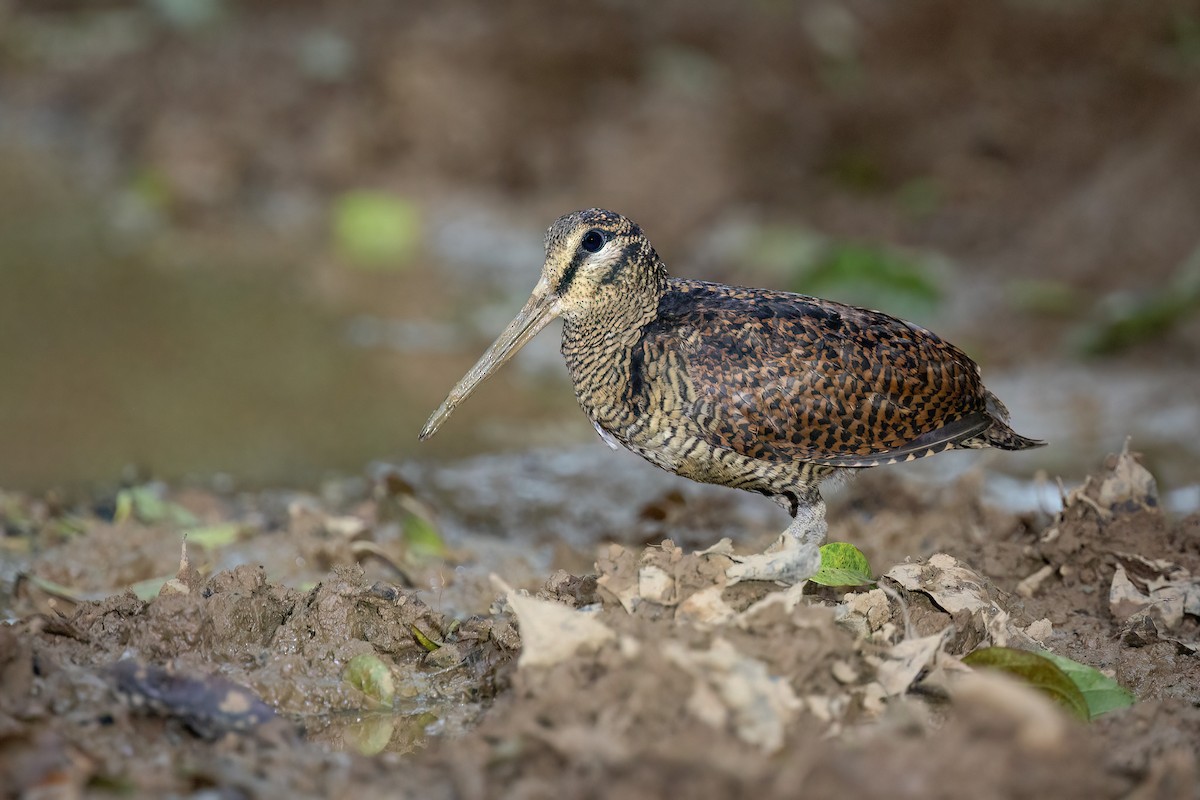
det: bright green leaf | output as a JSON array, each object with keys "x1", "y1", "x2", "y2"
[
  {"x1": 810, "y1": 541, "x2": 874, "y2": 587},
  {"x1": 333, "y1": 191, "x2": 420, "y2": 267},
  {"x1": 113, "y1": 491, "x2": 134, "y2": 524},
  {"x1": 183, "y1": 522, "x2": 244, "y2": 551},
  {"x1": 403, "y1": 514, "x2": 446, "y2": 559},
  {"x1": 411, "y1": 625, "x2": 441, "y2": 652},
  {"x1": 343, "y1": 653, "x2": 396, "y2": 708},
  {"x1": 963, "y1": 646, "x2": 1090, "y2": 721},
  {"x1": 1038, "y1": 650, "x2": 1136, "y2": 719}
]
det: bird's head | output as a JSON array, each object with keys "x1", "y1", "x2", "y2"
[
  {"x1": 539, "y1": 208, "x2": 663, "y2": 321},
  {"x1": 420, "y1": 208, "x2": 665, "y2": 440}
]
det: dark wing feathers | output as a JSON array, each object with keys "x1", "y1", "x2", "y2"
[
  {"x1": 650, "y1": 280, "x2": 993, "y2": 466},
  {"x1": 812, "y1": 412, "x2": 994, "y2": 467}
]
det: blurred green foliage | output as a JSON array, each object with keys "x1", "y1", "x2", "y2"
[
  {"x1": 895, "y1": 177, "x2": 942, "y2": 219},
  {"x1": 793, "y1": 242, "x2": 941, "y2": 312},
  {"x1": 129, "y1": 167, "x2": 172, "y2": 212},
  {"x1": 1074, "y1": 245, "x2": 1200, "y2": 355},
  {"x1": 826, "y1": 147, "x2": 886, "y2": 193},
  {"x1": 1038, "y1": 650, "x2": 1136, "y2": 719},
  {"x1": 743, "y1": 225, "x2": 945, "y2": 317},
  {"x1": 185, "y1": 522, "x2": 244, "y2": 551},
  {"x1": 962, "y1": 646, "x2": 1090, "y2": 721},
  {"x1": 114, "y1": 484, "x2": 199, "y2": 527},
  {"x1": 402, "y1": 514, "x2": 447, "y2": 560},
  {"x1": 333, "y1": 191, "x2": 421, "y2": 268},
  {"x1": 964, "y1": 646, "x2": 1135, "y2": 722},
  {"x1": 1169, "y1": 9, "x2": 1200, "y2": 69},
  {"x1": 1007, "y1": 279, "x2": 1086, "y2": 318}
]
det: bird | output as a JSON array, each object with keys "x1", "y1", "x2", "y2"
[{"x1": 420, "y1": 208, "x2": 1044, "y2": 585}]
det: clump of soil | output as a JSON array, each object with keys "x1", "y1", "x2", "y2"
[{"x1": 0, "y1": 451, "x2": 1197, "y2": 797}]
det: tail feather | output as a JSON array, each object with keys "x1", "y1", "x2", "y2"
[{"x1": 982, "y1": 419, "x2": 1046, "y2": 451}]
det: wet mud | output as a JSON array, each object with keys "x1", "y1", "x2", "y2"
[{"x1": 1, "y1": 450, "x2": 1197, "y2": 799}]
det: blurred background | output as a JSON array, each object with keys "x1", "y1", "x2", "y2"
[{"x1": 1, "y1": 0, "x2": 1198, "y2": 494}]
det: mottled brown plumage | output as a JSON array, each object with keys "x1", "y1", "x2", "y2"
[{"x1": 422, "y1": 208, "x2": 1044, "y2": 584}]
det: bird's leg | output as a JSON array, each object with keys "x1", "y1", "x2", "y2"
[{"x1": 725, "y1": 492, "x2": 826, "y2": 585}]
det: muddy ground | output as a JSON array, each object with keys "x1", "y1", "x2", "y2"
[{"x1": 1, "y1": 449, "x2": 1197, "y2": 799}]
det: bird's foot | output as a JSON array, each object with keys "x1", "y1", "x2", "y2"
[{"x1": 725, "y1": 537, "x2": 821, "y2": 586}]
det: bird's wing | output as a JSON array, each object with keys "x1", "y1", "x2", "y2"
[{"x1": 649, "y1": 281, "x2": 992, "y2": 467}]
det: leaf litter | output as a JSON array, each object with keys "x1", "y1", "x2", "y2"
[{"x1": 0, "y1": 446, "x2": 1197, "y2": 797}]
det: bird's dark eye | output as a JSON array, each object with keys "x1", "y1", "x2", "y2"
[{"x1": 581, "y1": 229, "x2": 606, "y2": 253}]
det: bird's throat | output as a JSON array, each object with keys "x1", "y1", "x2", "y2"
[{"x1": 560, "y1": 283, "x2": 663, "y2": 430}]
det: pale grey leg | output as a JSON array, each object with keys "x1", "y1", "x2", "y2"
[{"x1": 725, "y1": 496, "x2": 827, "y2": 585}]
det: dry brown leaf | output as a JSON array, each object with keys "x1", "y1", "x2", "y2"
[
  {"x1": 886, "y1": 553, "x2": 994, "y2": 614},
  {"x1": 492, "y1": 575, "x2": 616, "y2": 669},
  {"x1": 676, "y1": 585, "x2": 736, "y2": 626},
  {"x1": 637, "y1": 565, "x2": 676, "y2": 605},
  {"x1": 871, "y1": 631, "x2": 947, "y2": 696},
  {"x1": 1109, "y1": 553, "x2": 1200, "y2": 631}
]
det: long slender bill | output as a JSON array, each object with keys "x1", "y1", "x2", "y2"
[{"x1": 419, "y1": 283, "x2": 560, "y2": 440}]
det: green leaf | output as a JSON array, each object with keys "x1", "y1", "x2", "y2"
[
  {"x1": 411, "y1": 625, "x2": 441, "y2": 652},
  {"x1": 1074, "y1": 245, "x2": 1200, "y2": 355},
  {"x1": 332, "y1": 191, "x2": 420, "y2": 267},
  {"x1": 810, "y1": 541, "x2": 874, "y2": 587},
  {"x1": 113, "y1": 490, "x2": 134, "y2": 524},
  {"x1": 183, "y1": 522, "x2": 244, "y2": 551},
  {"x1": 343, "y1": 653, "x2": 396, "y2": 708},
  {"x1": 403, "y1": 514, "x2": 447, "y2": 558},
  {"x1": 1037, "y1": 650, "x2": 1136, "y2": 719},
  {"x1": 963, "y1": 647, "x2": 1090, "y2": 721},
  {"x1": 114, "y1": 485, "x2": 199, "y2": 527}
]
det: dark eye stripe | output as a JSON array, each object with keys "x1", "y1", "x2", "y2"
[{"x1": 555, "y1": 252, "x2": 584, "y2": 295}]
